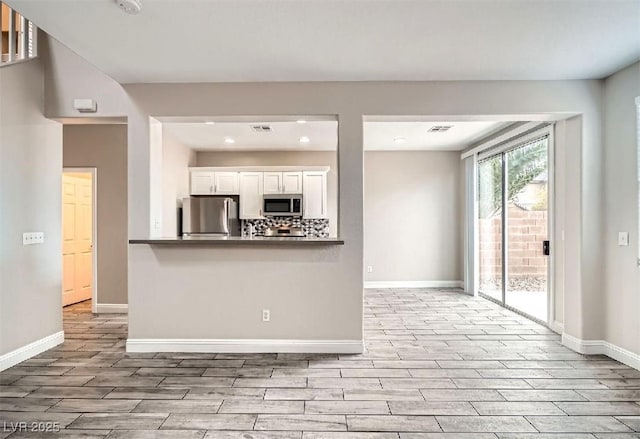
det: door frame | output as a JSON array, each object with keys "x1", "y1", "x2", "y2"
[
  {"x1": 63, "y1": 167, "x2": 98, "y2": 313},
  {"x1": 474, "y1": 125, "x2": 555, "y2": 326}
]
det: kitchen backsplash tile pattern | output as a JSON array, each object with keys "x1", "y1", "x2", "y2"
[{"x1": 242, "y1": 217, "x2": 330, "y2": 238}]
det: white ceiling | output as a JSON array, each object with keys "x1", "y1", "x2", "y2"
[
  {"x1": 9, "y1": 0, "x2": 639, "y2": 83},
  {"x1": 364, "y1": 121, "x2": 508, "y2": 151},
  {"x1": 162, "y1": 118, "x2": 506, "y2": 151},
  {"x1": 162, "y1": 120, "x2": 338, "y2": 151}
]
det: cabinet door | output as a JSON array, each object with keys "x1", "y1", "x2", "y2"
[
  {"x1": 239, "y1": 172, "x2": 264, "y2": 219},
  {"x1": 263, "y1": 172, "x2": 283, "y2": 194},
  {"x1": 282, "y1": 171, "x2": 303, "y2": 194},
  {"x1": 302, "y1": 171, "x2": 328, "y2": 219},
  {"x1": 190, "y1": 171, "x2": 214, "y2": 195},
  {"x1": 214, "y1": 172, "x2": 239, "y2": 194}
]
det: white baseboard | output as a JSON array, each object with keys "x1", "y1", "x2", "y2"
[
  {"x1": 96, "y1": 303, "x2": 128, "y2": 314},
  {"x1": 549, "y1": 320, "x2": 564, "y2": 334},
  {"x1": 0, "y1": 331, "x2": 64, "y2": 372},
  {"x1": 562, "y1": 333, "x2": 640, "y2": 370},
  {"x1": 364, "y1": 280, "x2": 464, "y2": 289},
  {"x1": 126, "y1": 338, "x2": 364, "y2": 354}
]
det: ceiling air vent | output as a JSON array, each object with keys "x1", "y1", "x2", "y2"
[
  {"x1": 428, "y1": 125, "x2": 453, "y2": 133},
  {"x1": 251, "y1": 125, "x2": 272, "y2": 132}
]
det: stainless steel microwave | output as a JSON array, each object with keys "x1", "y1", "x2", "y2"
[{"x1": 263, "y1": 194, "x2": 302, "y2": 217}]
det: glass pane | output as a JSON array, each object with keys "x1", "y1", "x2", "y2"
[
  {"x1": 505, "y1": 138, "x2": 549, "y2": 322},
  {"x1": 478, "y1": 155, "x2": 503, "y2": 301},
  {"x1": 264, "y1": 200, "x2": 290, "y2": 213}
]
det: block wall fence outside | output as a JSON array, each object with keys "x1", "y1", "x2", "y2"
[{"x1": 479, "y1": 203, "x2": 548, "y2": 277}]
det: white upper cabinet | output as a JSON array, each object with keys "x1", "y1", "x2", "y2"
[
  {"x1": 214, "y1": 172, "x2": 239, "y2": 195},
  {"x1": 263, "y1": 172, "x2": 283, "y2": 194},
  {"x1": 282, "y1": 171, "x2": 303, "y2": 194},
  {"x1": 303, "y1": 171, "x2": 328, "y2": 219},
  {"x1": 239, "y1": 172, "x2": 264, "y2": 219},
  {"x1": 264, "y1": 171, "x2": 303, "y2": 194},
  {"x1": 190, "y1": 171, "x2": 215, "y2": 195},
  {"x1": 190, "y1": 168, "x2": 329, "y2": 219},
  {"x1": 190, "y1": 171, "x2": 239, "y2": 195}
]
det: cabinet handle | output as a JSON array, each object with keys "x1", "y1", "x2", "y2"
[
  {"x1": 214, "y1": 184, "x2": 217, "y2": 193},
  {"x1": 210, "y1": 185, "x2": 213, "y2": 193}
]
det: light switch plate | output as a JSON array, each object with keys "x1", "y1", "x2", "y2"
[
  {"x1": 23, "y1": 232, "x2": 44, "y2": 245},
  {"x1": 618, "y1": 232, "x2": 630, "y2": 246}
]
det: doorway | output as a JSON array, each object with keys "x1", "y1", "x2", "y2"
[
  {"x1": 62, "y1": 169, "x2": 96, "y2": 308},
  {"x1": 477, "y1": 132, "x2": 552, "y2": 323}
]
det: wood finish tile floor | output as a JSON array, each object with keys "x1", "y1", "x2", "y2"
[{"x1": 1, "y1": 289, "x2": 640, "y2": 438}]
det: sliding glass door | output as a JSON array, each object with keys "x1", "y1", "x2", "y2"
[
  {"x1": 477, "y1": 135, "x2": 550, "y2": 323},
  {"x1": 505, "y1": 140, "x2": 549, "y2": 321}
]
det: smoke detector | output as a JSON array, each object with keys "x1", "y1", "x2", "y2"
[{"x1": 115, "y1": 0, "x2": 141, "y2": 15}]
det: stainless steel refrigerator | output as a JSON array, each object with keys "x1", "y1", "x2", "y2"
[{"x1": 182, "y1": 197, "x2": 239, "y2": 237}]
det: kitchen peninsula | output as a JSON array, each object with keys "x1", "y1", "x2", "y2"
[{"x1": 126, "y1": 117, "x2": 360, "y2": 355}]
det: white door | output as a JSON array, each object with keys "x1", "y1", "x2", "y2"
[
  {"x1": 239, "y1": 172, "x2": 264, "y2": 219},
  {"x1": 214, "y1": 172, "x2": 240, "y2": 194},
  {"x1": 282, "y1": 171, "x2": 303, "y2": 194},
  {"x1": 191, "y1": 171, "x2": 214, "y2": 195},
  {"x1": 62, "y1": 173, "x2": 93, "y2": 306},
  {"x1": 263, "y1": 172, "x2": 283, "y2": 194},
  {"x1": 302, "y1": 171, "x2": 328, "y2": 219}
]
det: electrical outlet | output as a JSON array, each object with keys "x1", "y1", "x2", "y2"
[
  {"x1": 262, "y1": 309, "x2": 270, "y2": 322},
  {"x1": 23, "y1": 232, "x2": 44, "y2": 245},
  {"x1": 618, "y1": 232, "x2": 630, "y2": 246},
  {"x1": 366, "y1": 265, "x2": 373, "y2": 273}
]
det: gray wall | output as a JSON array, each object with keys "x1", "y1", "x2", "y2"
[
  {"x1": 0, "y1": 58, "x2": 63, "y2": 356},
  {"x1": 123, "y1": 81, "x2": 599, "y2": 345},
  {"x1": 42, "y1": 34, "x2": 606, "y2": 349},
  {"x1": 603, "y1": 61, "x2": 640, "y2": 354},
  {"x1": 63, "y1": 124, "x2": 128, "y2": 306},
  {"x1": 197, "y1": 151, "x2": 338, "y2": 237},
  {"x1": 364, "y1": 151, "x2": 462, "y2": 283}
]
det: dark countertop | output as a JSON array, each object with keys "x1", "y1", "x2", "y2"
[{"x1": 129, "y1": 236, "x2": 345, "y2": 246}]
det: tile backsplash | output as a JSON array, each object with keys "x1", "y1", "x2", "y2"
[{"x1": 241, "y1": 217, "x2": 330, "y2": 238}]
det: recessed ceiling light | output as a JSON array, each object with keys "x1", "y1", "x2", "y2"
[
  {"x1": 204, "y1": 121, "x2": 215, "y2": 125},
  {"x1": 224, "y1": 137, "x2": 235, "y2": 144},
  {"x1": 394, "y1": 137, "x2": 406, "y2": 144},
  {"x1": 299, "y1": 136, "x2": 310, "y2": 144},
  {"x1": 296, "y1": 119, "x2": 307, "y2": 124}
]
